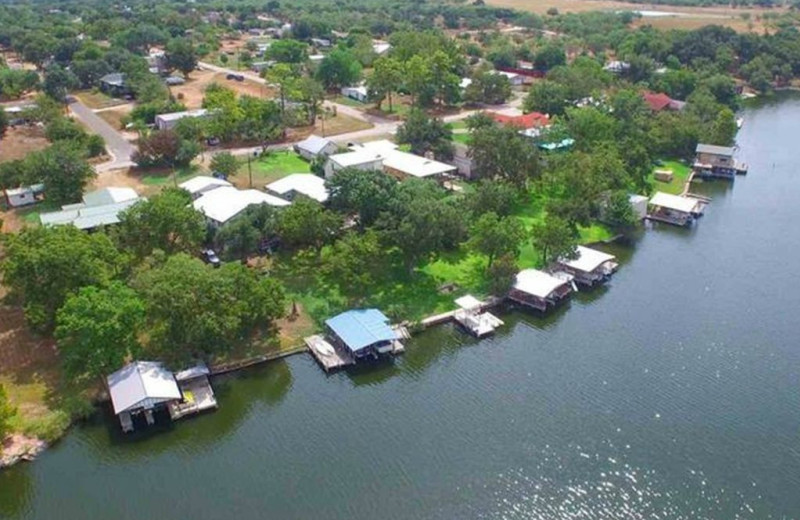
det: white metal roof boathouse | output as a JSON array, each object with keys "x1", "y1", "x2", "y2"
[
  {"x1": 508, "y1": 269, "x2": 574, "y2": 312},
  {"x1": 554, "y1": 246, "x2": 619, "y2": 287}
]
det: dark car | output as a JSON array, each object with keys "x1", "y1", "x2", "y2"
[
  {"x1": 202, "y1": 249, "x2": 221, "y2": 268},
  {"x1": 226, "y1": 73, "x2": 245, "y2": 81}
]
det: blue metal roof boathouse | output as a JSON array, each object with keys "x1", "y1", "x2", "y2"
[{"x1": 324, "y1": 309, "x2": 404, "y2": 360}]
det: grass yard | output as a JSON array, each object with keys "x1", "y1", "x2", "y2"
[
  {"x1": 452, "y1": 132, "x2": 472, "y2": 145},
  {"x1": 312, "y1": 113, "x2": 373, "y2": 136},
  {"x1": 138, "y1": 165, "x2": 200, "y2": 186},
  {"x1": 649, "y1": 159, "x2": 691, "y2": 195},
  {"x1": 74, "y1": 90, "x2": 126, "y2": 110},
  {"x1": 232, "y1": 151, "x2": 311, "y2": 188}
]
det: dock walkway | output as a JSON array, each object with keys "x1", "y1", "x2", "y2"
[{"x1": 305, "y1": 334, "x2": 354, "y2": 372}]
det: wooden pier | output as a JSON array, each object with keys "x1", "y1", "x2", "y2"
[{"x1": 305, "y1": 334, "x2": 354, "y2": 372}]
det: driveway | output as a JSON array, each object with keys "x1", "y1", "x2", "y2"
[{"x1": 69, "y1": 99, "x2": 135, "y2": 172}]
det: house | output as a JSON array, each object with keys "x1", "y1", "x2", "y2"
[
  {"x1": 146, "y1": 50, "x2": 167, "y2": 75},
  {"x1": 107, "y1": 361, "x2": 182, "y2": 433},
  {"x1": 154, "y1": 108, "x2": 209, "y2": 131},
  {"x1": 99, "y1": 73, "x2": 130, "y2": 97},
  {"x1": 453, "y1": 142, "x2": 476, "y2": 179},
  {"x1": 266, "y1": 173, "x2": 329, "y2": 203},
  {"x1": 694, "y1": 143, "x2": 746, "y2": 178},
  {"x1": 324, "y1": 149, "x2": 384, "y2": 179},
  {"x1": 39, "y1": 187, "x2": 142, "y2": 231},
  {"x1": 553, "y1": 246, "x2": 619, "y2": 287},
  {"x1": 642, "y1": 91, "x2": 685, "y2": 112},
  {"x1": 293, "y1": 134, "x2": 338, "y2": 160},
  {"x1": 309, "y1": 54, "x2": 325, "y2": 64},
  {"x1": 603, "y1": 60, "x2": 630, "y2": 74},
  {"x1": 325, "y1": 309, "x2": 403, "y2": 360},
  {"x1": 3, "y1": 183, "x2": 44, "y2": 208},
  {"x1": 489, "y1": 70, "x2": 524, "y2": 86},
  {"x1": 647, "y1": 191, "x2": 706, "y2": 227},
  {"x1": 192, "y1": 186, "x2": 289, "y2": 227},
  {"x1": 348, "y1": 140, "x2": 457, "y2": 180},
  {"x1": 341, "y1": 85, "x2": 369, "y2": 103},
  {"x1": 311, "y1": 38, "x2": 332, "y2": 48},
  {"x1": 488, "y1": 111, "x2": 550, "y2": 130},
  {"x1": 250, "y1": 60, "x2": 274, "y2": 72},
  {"x1": 372, "y1": 41, "x2": 391, "y2": 55},
  {"x1": 179, "y1": 175, "x2": 232, "y2": 200},
  {"x1": 508, "y1": 269, "x2": 573, "y2": 312}
]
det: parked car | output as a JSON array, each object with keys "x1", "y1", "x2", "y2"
[
  {"x1": 226, "y1": 73, "x2": 245, "y2": 81},
  {"x1": 202, "y1": 249, "x2": 221, "y2": 268},
  {"x1": 206, "y1": 136, "x2": 220, "y2": 146}
]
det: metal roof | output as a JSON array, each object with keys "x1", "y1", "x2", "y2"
[
  {"x1": 325, "y1": 309, "x2": 397, "y2": 353},
  {"x1": 513, "y1": 269, "x2": 570, "y2": 299},
  {"x1": 155, "y1": 108, "x2": 209, "y2": 123},
  {"x1": 696, "y1": 143, "x2": 734, "y2": 157},
  {"x1": 455, "y1": 294, "x2": 482, "y2": 311},
  {"x1": 40, "y1": 192, "x2": 143, "y2": 230},
  {"x1": 193, "y1": 186, "x2": 289, "y2": 224},
  {"x1": 107, "y1": 361, "x2": 182, "y2": 415},
  {"x1": 266, "y1": 174, "x2": 328, "y2": 203},
  {"x1": 179, "y1": 175, "x2": 231, "y2": 195},
  {"x1": 649, "y1": 192, "x2": 702, "y2": 214},
  {"x1": 295, "y1": 135, "x2": 336, "y2": 155},
  {"x1": 174, "y1": 362, "x2": 211, "y2": 382},
  {"x1": 558, "y1": 246, "x2": 616, "y2": 273},
  {"x1": 82, "y1": 187, "x2": 138, "y2": 207}
]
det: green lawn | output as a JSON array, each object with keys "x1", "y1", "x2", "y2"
[
  {"x1": 448, "y1": 120, "x2": 469, "y2": 131},
  {"x1": 648, "y1": 160, "x2": 691, "y2": 195},
  {"x1": 235, "y1": 151, "x2": 311, "y2": 188},
  {"x1": 452, "y1": 132, "x2": 471, "y2": 145},
  {"x1": 140, "y1": 165, "x2": 199, "y2": 186}
]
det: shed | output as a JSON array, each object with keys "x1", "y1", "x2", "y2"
[
  {"x1": 293, "y1": 134, "x2": 338, "y2": 160},
  {"x1": 341, "y1": 85, "x2": 369, "y2": 103},
  {"x1": 555, "y1": 246, "x2": 619, "y2": 287},
  {"x1": 4, "y1": 184, "x2": 44, "y2": 208},
  {"x1": 154, "y1": 108, "x2": 209, "y2": 131},
  {"x1": 266, "y1": 173, "x2": 329, "y2": 203},
  {"x1": 325, "y1": 309, "x2": 399, "y2": 358},
  {"x1": 508, "y1": 269, "x2": 573, "y2": 312},
  {"x1": 629, "y1": 194, "x2": 648, "y2": 220}
]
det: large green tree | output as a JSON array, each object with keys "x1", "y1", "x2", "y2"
[
  {"x1": 468, "y1": 121, "x2": 540, "y2": 190},
  {"x1": 366, "y1": 57, "x2": 404, "y2": 111},
  {"x1": 326, "y1": 167, "x2": 396, "y2": 229},
  {"x1": 467, "y1": 212, "x2": 525, "y2": 269},
  {"x1": 24, "y1": 143, "x2": 96, "y2": 206},
  {"x1": 116, "y1": 187, "x2": 206, "y2": 259},
  {"x1": 531, "y1": 215, "x2": 577, "y2": 266},
  {"x1": 1, "y1": 226, "x2": 123, "y2": 331},
  {"x1": 0, "y1": 384, "x2": 15, "y2": 440},
  {"x1": 315, "y1": 48, "x2": 362, "y2": 91},
  {"x1": 395, "y1": 109, "x2": 455, "y2": 160},
  {"x1": 166, "y1": 37, "x2": 198, "y2": 78},
  {"x1": 278, "y1": 197, "x2": 342, "y2": 252},
  {"x1": 54, "y1": 283, "x2": 145, "y2": 381}
]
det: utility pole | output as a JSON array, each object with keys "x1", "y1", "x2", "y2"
[{"x1": 248, "y1": 153, "x2": 253, "y2": 188}]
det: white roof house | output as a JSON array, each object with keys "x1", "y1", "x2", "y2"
[
  {"x1": 266, "y1": 174, "x2": 329, "y2": 203},
  {"x1": 383, "y1": 151, "x2": 457, "y2": 179},
  {"x1": 513, "y1": 269, "x2": 571, "y2": 299},
  {"x1": 107, "y1": 361, "x2": 182, "y2": 415},
  {"x1": 179, "y1": 175, "x2": 232, "y2": 199},
  {"x1": 460, "y1": 77, "x2": 473, "y2": 90},
  {"x1": 489, "y1": 70, "x2": 524, "y2": 85},
  {"x1": 649, "y1": 192, "x2": 703, "y2": 214},
  {"x1": 341, "y1": 85, "x2": 369, "y2": 102},
  {"x1": 558, "y1": 246, "x2": 617, "y2": 275},
  {"x1": 372, "y1": 41, "x2": 391, "y2": 55},
  {"x1": 154, "y1": 108, "x2": 210, "y2": 130},
  {"x1": 39, "y1": 187, "x2": 142, "y2": 230},
  {"x1": 293, "y1": 134, "x2": 338, "y2": 159},
  {"x1": 324, "y1": 149, "x2": 385, "y2": 179},
  {"x1": 193, "y1": 186, "x2": 289, "y2": 225}
]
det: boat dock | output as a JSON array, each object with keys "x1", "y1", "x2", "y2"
[
  {"x1": 305, "y1": 334, "x2": 354, "y2": 372},
  {"x1": 168, "y1": 364, "x2": 218, "y2": 421}
]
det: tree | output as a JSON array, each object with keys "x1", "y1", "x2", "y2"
[
  {"x1": 405, "y1": 55, "x2": 434, "y2": 107},
  {"x1": 326, "y1": 167, "x2": 396, "y2": 228},
  {"x1": 465, "y1": 180, "x2": 519, "y2": 217},
  {"x1": 0, "y1": 108, "x2": 7, "y2": 136},
  {"x1": 267, "y1": 39, "x2": 308, "y2": 64},
  {"x1": 323, "y1": 229, "x2": 387, "y2": 301},
  {"x1": 395, "y1": 109, "x2": 454, "y2": 160},
  {"x1": 1, "y1": 226, "x2": 123, "y2": 331},
  {"x1": 531, "y1": 215, "x2": 577, "y2": 266},
  {"x1": 42, "y1": 65, "x2": 79, "y2": 102},
  {"x1": 463, "y1": 71, "x2": 512, "y2": 105},
  {"x1": 487, "y1": 253, "x2": 518, "y2": 295},
  {"x1": 278, "y1": 197, "x2": 342, "y2": 252},
  {"x1": 133, "y1": 129, "x2": 199, "y2": 168},
  {"x1": 215, "y1": 203, "x2": 279, "y2": 260},
  {"x1": 0, "y1": 384, "x2": 15, "y2": 440},
  {"x1": 132, "y1": 254, "x2": 286, "y2": 363},
  {"x1": 523, "y1": 80, "x2": 569, "y2": 116},
  {"x1": 315, "y1": 48, "x2": 362, "y2": 91},
  {"x1": 534, "y1": 44, "x2": 566, "y2": 71},
  {"x1": 24, "y1": 143, "x2": 96, "y2": 206},
  {"x1": 265, "y1": 63, "x2": 300, "y2": 113},
  {"x1": 709, "y1": 107, "x2": 737, "y2": 146},
  {"x1": 604, "y1": 191, "x2": 638, "y2": 235},
  {"x1": 367, "y1": 57, "x2": 404, "y2": 111},
  {"x1": 210, "y1": 152, "x2": 239, "y2": 178},
  {"x1": 116, "y1": 188, "x2": 206, "y2": 259},
  {"x1": 467, "y1": 212, "x2": 524, "y2": 269},
  {"x1": 469, "y1": 122, "x2": 540, "y2": 190},
  {"x1": 54, "y1": 283, "x2": 145, "y2": 381},
  {"x1": 166, "y1": 37, "x2": 198, "y2": 78}
]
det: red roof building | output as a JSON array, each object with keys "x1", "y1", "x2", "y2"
[
  {"x1": 643, "y1": 92, "x2": 686, "y2": 112},
  {"x1": 488, "y1": 111, "x2": 550, "y2": 129}
]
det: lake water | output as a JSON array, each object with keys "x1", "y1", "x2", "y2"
[{"x1": 2, "y1": 95, "x2": 800, "y2": 520}]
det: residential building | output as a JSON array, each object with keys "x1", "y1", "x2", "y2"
[
  {"x1": 488, "y1": 111, "x2": 550, "y2": 130},
  {"x1": 324, "y1": 149, "x2": 385, "y2": 179},
  {"x1": 603, "y1": 60, "x2": 630, "y2": 74},
  {"x1": 293, "y1": 134, "x2": 339, "y2": 160},
  {"x1": 341, "y1": 85, "x2": 369, "y2": 103},
  {"x1": 179, "y1": 175, "x2": 232, "y2": 200},
  {"x1": 3, "y1": 184, "x2": 44, "y2": 208},
  {"x1": 311, "y1": 38, "x2": 332, "y2": 48},
  {"x1": 642, "y1": 91, "x2": 686, "y2": 112},
  {"x1": 154, "y1": 108, "x2": 210, "y2": 131},
  {"x1": 192, "y1": 186, "x2": 289, "y2": 227},
  {"x1": 349, "y1": 140, "x2": 457, "y2": 180},
  {"x1": 372, "y1": 41, "x2": 391, "y2": 55},
  {"x1": 39, "y1": 187, "x2": 142, "y2": 231},
  {"x1": 488, "y1": 70, "x2": 524, "y2": 86},
  {"x1": 266, "y1": 173, "x2": 329, "y2": 203},
  {"x1": 99, "y1": 73, "x2": 130, "y2": 97}
]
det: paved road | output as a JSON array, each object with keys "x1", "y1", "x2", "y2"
[{"x1": 69, "y1": 99, "x2": 135, "y2": 172}]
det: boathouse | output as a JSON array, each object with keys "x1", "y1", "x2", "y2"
[
  {"x1": 508, "y1": 269, "x2": 573, "y2": 312},
  {"x1": 648, "y1": 192, "x2": 706, "y2": 227},
  {"x1": 453, "y1": 295, "x2": 504, "y2": 337},
  {"x1": 107, "y1": 361, "x2": 182, "y2": 433},
  {"x1": 325, "y1": 309, "x2": 403, "y2": 360},
  {"x1": 554, "y1": 246, "x2": 619, "y2": 287},
  {"x1": 694, "y1": 143, "x2": 747, "y2": 178}
]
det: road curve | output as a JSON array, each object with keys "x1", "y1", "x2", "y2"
[{"x1": 69, "y1": 100, "x2": 135, "y2": 172}]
